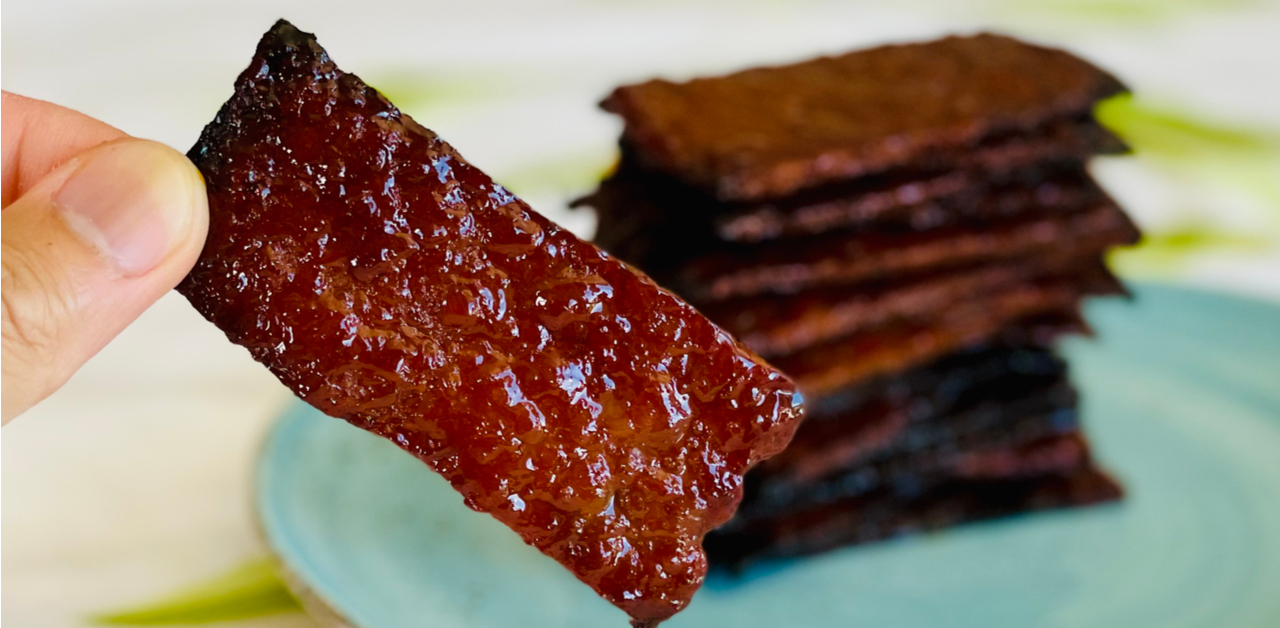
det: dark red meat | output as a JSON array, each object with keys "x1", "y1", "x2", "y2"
[
  {"x1": 603, "y1": 33, "x2": 1127, "y2": 201},
  {"x1": 178, "y1": 21, "x2": 803, "y2": 625}
]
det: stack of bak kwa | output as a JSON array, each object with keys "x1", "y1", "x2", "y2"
[{"x1": 575, "y1": 33, "x2": 1139, "y2": 568}]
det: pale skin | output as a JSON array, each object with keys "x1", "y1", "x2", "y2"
[{"x1": 1, "y1": 91, "x2": 210, "y2": 423}]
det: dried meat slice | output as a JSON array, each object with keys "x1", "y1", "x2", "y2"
[
  {"x1": 578, "y1": 118, "x2": 1121, "y2": 246},
  {"x1": 713, "y1": 150, "x2": 1115, "y2": 242},
  {"x1": 579, "y1": 115, "x2": 1119, "y2": 239},
  {"x1": 702, "y1": 256, "x2": 1123, "y2": 358},
  {"x1": 805, "y1": 344, "x2": 1067, "y2": 421},
  {"x1": 603, "y1": 33, "x2": 1127, "y2": 201},
  {"x1": 733, "y1": 417, "x2": 1092, "y2": 537},
  {"x1": 578, "y1": 155, "x2": 1115, "y2": 278},
  {"x1": 673, "y1": 202, "x2": 1139, "y2": 302},
  {"x1": 770, "y1": 284, "x2": 1089, "y2": 400},
  {"x1": 178, "y1": 20, "x2": 803, "y2": 626},
  {"x1": 744, "y1": 379, "x2": 1081, "y2": 513},
  {"x1": 704, "y1": 461, "x2": 1121, "y2": 567}
]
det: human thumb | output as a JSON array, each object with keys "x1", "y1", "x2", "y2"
[{"x1": 2, "y1": 138, "x2": 208, "y2": 423}]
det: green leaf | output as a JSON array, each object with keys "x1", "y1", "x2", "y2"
[{"x1": 92, "y1": 557, "x2": 302, "y2": 625}]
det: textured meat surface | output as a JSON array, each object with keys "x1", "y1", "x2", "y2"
[
  {"x1": 748, "y1": 379, "x2": 1080, "y2": 509},
  {"x1": 804, "y1": 344, "x2": 1068, "y2": 420},
  {"x1": 771, "y1": 285, "x2": 1088, "y2": 399},
  {"x1": 673, "y1": 202, "x2": 1139, "y2": 302},
  {"x1": 178, "y1": 21, "x2": 803, "y2": 625},
  {"x1": 579, "y1": 156, "x2": 1114, "y2": 272},
  {"x1": 704, "y1": 463, "x2": 1122, "y2": 567},
  {"x1": 713, "y1": 155, "x2": 1113, "y2": 243},
  {"x1": 603, "y1": 33, "x2": 1126, "y2": 200},
  {"x1": 706, "y1": 347, "x2": 1119, "y2": 568},
  {"x1": 702, "y1": 257, "x2": 1122, "y2": 357}
]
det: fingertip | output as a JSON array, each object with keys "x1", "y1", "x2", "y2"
[
  {"x1": 53, "y1": 139, "x2": 209, "y2": 279},
  {"x1": 142, "y1": 139, "x2": 210, "y2": 277}
]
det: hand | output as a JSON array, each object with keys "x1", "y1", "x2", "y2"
[{"x1": 2, "y1": 91, "x2": 209, "y2": 424}]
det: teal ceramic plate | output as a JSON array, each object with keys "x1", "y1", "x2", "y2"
[{"x1": 257, "y1": 284, "x2": 1280, "y2": 627}]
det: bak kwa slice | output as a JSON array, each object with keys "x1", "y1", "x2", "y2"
[
  {"x1": 713, "y1": 152, "x2": 1115, "y2": 243},
  {"x1": 751, "y1": 378, "x2": 1081, "y2": 500},
  {"x1": 674, "y1": 201, "x2": 1139, "y2": 302},
  {"x1": 704, "y1": 460, "x2": 1121, "y2": 567},
  {"x1": 604, "y1": 33, "x2": 1126, "y2": 201},
  {"x1": 704, "y1": 256, "x2": 1123, "y2": 358},
  {"x1": 178, "y1": 20, "x2": 803, "y2": 626},
  {"x1": 772, "y1": 283, "x2": 1089, "y2": 399}
]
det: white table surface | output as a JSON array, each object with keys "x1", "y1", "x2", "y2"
[{"x1": 4, "y1": 1, "x2": 1279, "y2": 626}]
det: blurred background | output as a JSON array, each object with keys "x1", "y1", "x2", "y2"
[{"x1": 3, "y1": 0, "x2": 1278, "y2": 626}]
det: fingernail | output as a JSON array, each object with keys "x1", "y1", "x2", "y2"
[{"x1": 54, "y1": 140, "x2": 202, "y2": 277}]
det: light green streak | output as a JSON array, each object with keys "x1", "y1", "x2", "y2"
[
  {"x1": 367, "y1": 70, "x2": 508, "y2": 115},
  {"x1": 1098, "y1": 94, "x2": 1280, "y2": 272},
  {"x1": 1095, "y1": 93, "x2": 1277, "y2": 160},
  {"x1": 495, "y1": 152, "x2": 618, "y2": 200},
  {"x1": 1095, "y1": 94, "x2": 1280, "y2": 212},
  {"x1": 987, "y1": 0, "x2": 1257, "y2": 25},
  {"x1": 92, "y1": 557, "x2": 301, "y2": 625},
  {"x1": 1110, "y1": 226, "x2": 1272, "y2": 277}
]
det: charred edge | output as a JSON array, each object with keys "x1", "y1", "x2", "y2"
[
  {"x1": 188, "y1": 19, "x2": 322, "y2": 165},
  {"x1": 267, "y1": 18, "x2": 309, "y2": 45}
]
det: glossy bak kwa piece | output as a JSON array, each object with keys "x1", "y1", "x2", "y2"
[{"x1": 178, "y1": 20, "x2": 803, "y2": 626}]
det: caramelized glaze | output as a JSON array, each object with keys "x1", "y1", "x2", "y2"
[{"x1": 179, "y1": 21, "x2": 803, "y2": 624}]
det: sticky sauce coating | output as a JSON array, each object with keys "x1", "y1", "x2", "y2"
[{"x1": 178, "y1": 21, "x2": 803, "y2": 625}]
